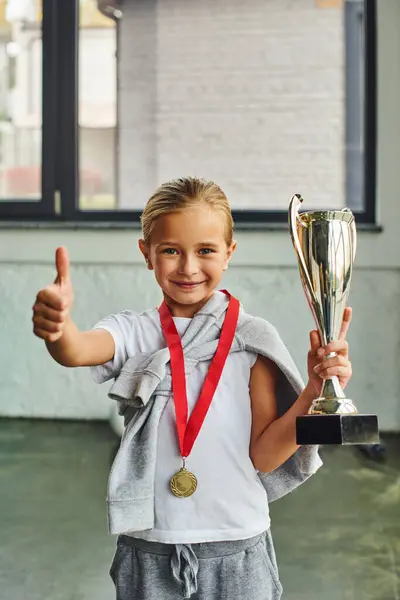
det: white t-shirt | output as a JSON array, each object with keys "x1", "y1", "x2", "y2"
[{"x1": 91, "y1": 308, "x2": 271, "y2": 543}]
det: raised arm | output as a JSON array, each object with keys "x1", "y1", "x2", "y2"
[
  {"x1": 250, "y1": 317, "x2": 353, "y2": 473},
  {"x1": 32, "y1": 247, "x2": 115, "y2": 367},
  {"x1": 249, "y1": 355, "x2": 316, "y2": 473}
]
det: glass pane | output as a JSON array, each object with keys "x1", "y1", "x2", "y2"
[
  {"x1": 79, "y1": 1, "x2": 367, "y2": 213},
  {"x1": 114, "y1": 0, "x2": 365, "y2": 212},
  {"x1": 0, "y1": 0, "x2": 42, "y2": 201},
  {"x1": 78, "y1": 0, "x2": 117, "y2": 210}
]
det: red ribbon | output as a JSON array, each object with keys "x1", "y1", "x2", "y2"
[{"x1": 158, "y1": 291, "x2": 240, "y2": 459}]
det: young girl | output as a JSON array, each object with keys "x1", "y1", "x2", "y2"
[{"x1": 32, "y1": 177, "x2": 353, "y2": 600}]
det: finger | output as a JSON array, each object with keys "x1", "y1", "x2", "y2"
[
  {"x1": 324, "y1": 339, "x2": 349, "y2": 356},
  {"x1": 308, "y1": 330, "x2": 322, "y2": 356},
  {"x1": 33, "y1": 327, "x2": 63, "y2": 343},
  {"x1": 338, "y1": 307, "x2": 352, "y2": 341},
  {"x1": 32, "y1": 314, "x2": 63, "y2": 334},
  {"x1": 314, "y1": 366, "x2": 352, "y2": 379},
  {"x1": 313, "y1": 355, "x2": 350, "y2": 373},
  {"x1": 33, "y1": 303, "x2": 67, "y2": 324},
  {"x1": 54, "y1": 246, "x2": 70, "y2": 286},
  {"x1": 37, "y1": 286, "x2": 66, "y2": 311}
]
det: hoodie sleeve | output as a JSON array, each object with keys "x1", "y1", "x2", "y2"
[{"x1": 258, "y1": 445, "x2": 323, "y2": 502}]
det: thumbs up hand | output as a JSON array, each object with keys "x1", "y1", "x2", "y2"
[{"x1": 33, "y1": 247, "x2": 75, "y2": 342}]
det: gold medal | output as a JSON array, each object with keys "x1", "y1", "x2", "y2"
[{"x1": 170, "y1": 467, "x2": 198, "y2": 498}]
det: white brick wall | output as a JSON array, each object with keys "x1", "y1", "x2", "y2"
[{"x1": 119, "y1": 0, "x2": 344, "y2": 210}]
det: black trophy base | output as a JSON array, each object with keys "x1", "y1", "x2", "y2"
[{"x1": 296, "y1": 414, "x2": 379, "y2": 446}]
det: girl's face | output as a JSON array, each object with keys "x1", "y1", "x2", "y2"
[{"x1": 139, "y1": 204, "x2": 236, "y2": 317}]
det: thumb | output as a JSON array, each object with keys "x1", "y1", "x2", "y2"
[{"x1": 54, "y1": 246, "x2": 70, "y2": 287}]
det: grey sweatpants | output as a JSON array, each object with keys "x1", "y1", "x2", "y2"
[{"x1": 110, "y1": 531, "x2": 283, "y2": 600}]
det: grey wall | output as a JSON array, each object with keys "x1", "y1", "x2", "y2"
[
  {"x1": 118, "y1": 0, "x2": 345, "y2": 210},
  {"x1": 0, "y1": 0, "x2": 399, "y2": 431}
]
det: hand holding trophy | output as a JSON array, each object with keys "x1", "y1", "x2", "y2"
[{"x1": 289, "y1": 194, "x2": 379, "y2": 445}]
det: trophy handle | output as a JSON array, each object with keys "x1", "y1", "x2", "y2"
[
  {"x1": 288, "y1": 194, "x2": 319, "y2": 307},
  {"x1": 342, "y1": 207, "x2": 357, "y2": 262}
]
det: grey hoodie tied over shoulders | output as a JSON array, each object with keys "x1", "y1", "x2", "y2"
[{"x1": 105, "y1": 291, "x2": 322, "y2": 535}]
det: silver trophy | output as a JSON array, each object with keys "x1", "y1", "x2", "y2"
[{"x1": 289, "y1": 194, "x2": 379, "y2": 445}]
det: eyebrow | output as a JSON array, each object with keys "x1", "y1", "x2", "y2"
[{"x1": 156, "y1": 241, "x2": 220, "y2": 247}]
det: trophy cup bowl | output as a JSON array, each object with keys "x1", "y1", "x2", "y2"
[{"x1": 289, "y1": 194, "x2": 379, "y2": 445}]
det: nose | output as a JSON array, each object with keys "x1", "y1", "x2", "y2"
[{"x1": 177, "y1": 253, "x2": 200, "y2": 277}]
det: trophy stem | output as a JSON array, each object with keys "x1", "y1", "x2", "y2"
[
  {"x1": 309, "y1": 375, "x2": 358, "y2": 415},
  {"x1": 320, "y1": 375, "x2": 346, "y2": 400}
]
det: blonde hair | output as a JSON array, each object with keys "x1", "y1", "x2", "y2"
[{"x1": 140, "y1": 176, "x2": 234, "y2": 245}]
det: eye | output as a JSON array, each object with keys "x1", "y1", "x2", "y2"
[
  {"x1": 199, "y1": 248, "x2": 216, "y2": 255},
  {"x1": 162, "y1": 248, "x2": 178, "y2": 255}
]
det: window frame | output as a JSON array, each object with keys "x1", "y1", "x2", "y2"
[
  {"x1": 0, "y1": 0, "x2": 377, "y2": 226},
  {"x1": 0, "y1": 0, "x2": 58, "y2": 219}
]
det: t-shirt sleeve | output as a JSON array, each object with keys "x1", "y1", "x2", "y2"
[
  {"x1": 248, "y1": 350, "x2": 258, "y2": 368},
  {"x1": 90, "y1": 310, "x2": 137, "y2": 384}
]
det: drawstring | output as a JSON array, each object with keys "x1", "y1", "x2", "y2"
[{"x1": 170, "y1": 543, "x2": 199, "y2": 599}]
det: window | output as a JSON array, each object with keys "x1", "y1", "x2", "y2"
[
  {"x1": 0, "y1": 0, "x2": 376, "y2": 225},
  {"x1": 0, "y1": 0, "x2": 56, "y2": 218},
  {"x1": 79, "y1": 0, "x2": 117, "y2": 211}
]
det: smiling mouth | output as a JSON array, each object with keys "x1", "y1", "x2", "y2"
[{"x1": 172, "y1": 281, "x2": 205, "y2": 288}]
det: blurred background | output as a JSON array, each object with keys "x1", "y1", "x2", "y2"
[{"x1": 0, "y1": 0, "x2": 399, "y2": 599}]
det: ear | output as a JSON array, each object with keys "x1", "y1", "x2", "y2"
[
  {"x1": 224, "y1": 239, "x2": 236, "y2": 270},
  {"x1": 138, "y1": 239, "x2": 153, "y2": 270}
]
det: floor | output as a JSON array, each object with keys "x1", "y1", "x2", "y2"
[{"x1": 0, "y1": 419, "x2": 399, "y2": 600}]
